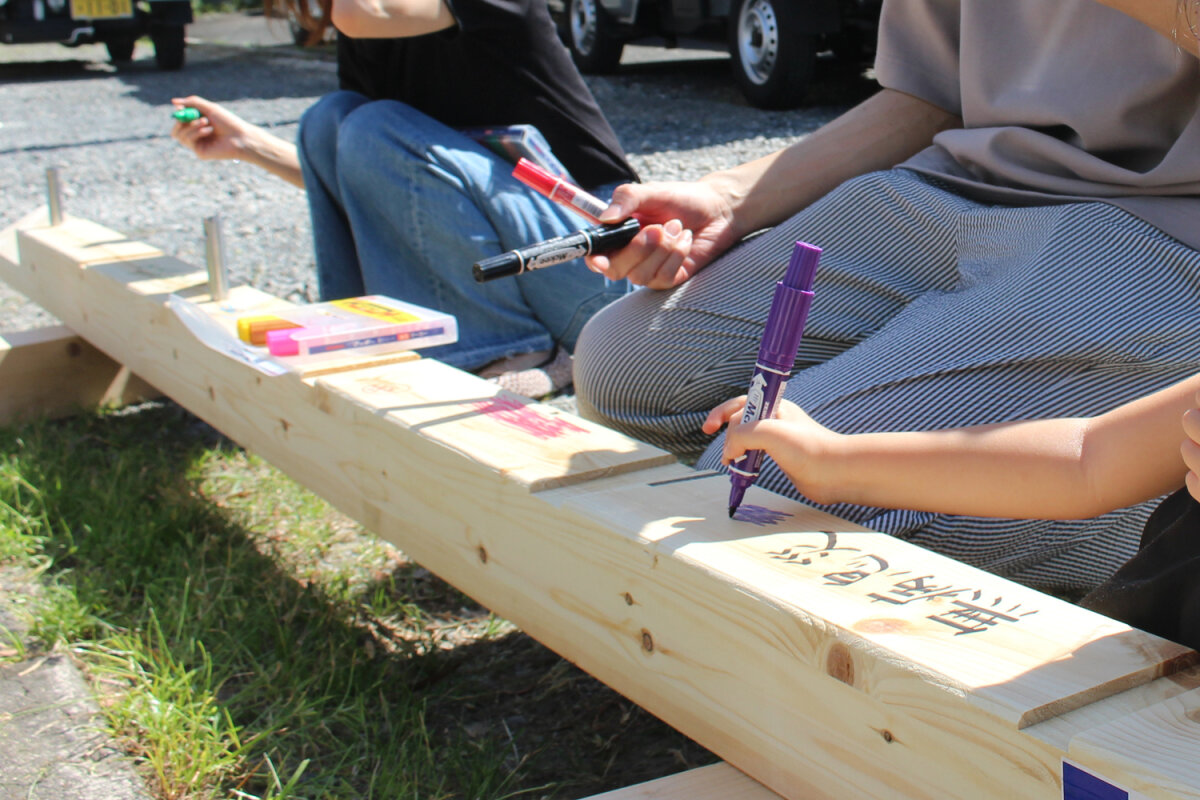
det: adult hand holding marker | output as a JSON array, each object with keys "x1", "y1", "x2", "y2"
[
  {"x1": 473, "y1": 161, "x2": 642, "y2": 283},
  {"x1": 473, "y1": 160, "x2": 699, "y2": 286},
  {"x1": 586, "y1": 178, "x2": 740, "y2": 289}
]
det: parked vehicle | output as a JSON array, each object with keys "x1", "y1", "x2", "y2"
[
  {"x1": 0, "y1": 0, "x2": 192, "y2": 69},
  {"x1": 559, "y1": 0, "x2": 881, "y2": 109}
]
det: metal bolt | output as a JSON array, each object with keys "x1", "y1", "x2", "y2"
[
  {"x1": 46, "y1": 167, "x2": 63, "y2": 226},
  {"x1": 203, "y1": 215, "x2": 230, "y2": 302}
]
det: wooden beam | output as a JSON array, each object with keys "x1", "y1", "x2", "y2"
[
  {"x1": 4, "y1": 213, "x2": 1199, "y2": 799},
  {"x1": 0, "y1": 212, "x2": 157, "y2": 422},
  {"x1": 579, "y1": 763, "x2": 783, "y2": 800},
  {"x1": 0, "y1": 326, "x2": 158, "y2": 424}
]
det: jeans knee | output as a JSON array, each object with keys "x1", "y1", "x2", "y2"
[
  {"x1": 299, "y1": 90, "x2": 369, "y2": 169},
  {"x1": 331, "y1": 102, "x2": 413, "y2": 182}
]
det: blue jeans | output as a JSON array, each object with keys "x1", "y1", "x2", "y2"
[{"x1": 295, "y1": 90, "x2": 629, "y2": 370}]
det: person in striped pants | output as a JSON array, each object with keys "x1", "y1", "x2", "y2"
[{"x1": 572, "y1": 0, "x2": 1200, "y2": 593}]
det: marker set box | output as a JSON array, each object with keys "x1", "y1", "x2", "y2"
[
  {"x1": 237, "y1": 295, "x2": 458, "y2": 364},
  {"x1": 460, "y1": 124, "x2": 576, "y2": 185}
]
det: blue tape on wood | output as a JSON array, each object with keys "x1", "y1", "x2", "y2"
[{"x1": 1063, "y1": 762, "x2": 1128, "y2": 800}]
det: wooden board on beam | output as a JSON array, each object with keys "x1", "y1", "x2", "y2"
[
  {"x1": 580, "y1": 763, "x2": 783, "y2": 800},
  {"x1": 0, "y1": 326, "x2": 158, "y2": 424},
  {"x1": 316, "y1": 360, "x2": 676, "y2": 491},
  {"x1": 1, "y1": 212, "x2": 157, "y2": 422},
  {"x1": 5, "y1": 213, "x2": 1200, "y2": 799},
  {"x1": 553, "y1": 470, "x2": 1194, "y2": 729}
]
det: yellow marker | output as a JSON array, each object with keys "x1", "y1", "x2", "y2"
[{"x1": 237, "y1": 314, "x2": 301, "y2": 346}]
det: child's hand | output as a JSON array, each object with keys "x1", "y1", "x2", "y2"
[
  {"x1": 1183, "y1": 390, "x2": 1200, "y2": 502},
  {"x1": 703, "y1": 397, "x2": 838, "y2": 499}
]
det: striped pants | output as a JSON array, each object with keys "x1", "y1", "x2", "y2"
[{"x1": 573, "y1": 170, "x2": 1200, "y2": 593}]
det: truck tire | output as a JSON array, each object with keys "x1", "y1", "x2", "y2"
[
  {"x1": 565, "y1": 0, "x2": 624, "y2": 74},
  {"x1": 728, "y1": 0, "x2": 816, "y2": 109},
  {"x1": 151, "y1": 22, "x2": 186, "y2": 70},
  {"x1": 105, "y1": 39, "x2": 136, "y2": 63}
]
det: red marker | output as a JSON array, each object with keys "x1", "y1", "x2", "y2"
[{"x1": 513, "y1": 157, "x2": 609, "y2": 224}]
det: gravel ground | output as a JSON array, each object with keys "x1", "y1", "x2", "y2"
[
  {"x1": 0, "y1": 18, "x2": 877, "y2": 799},
  {"x1": 0, "y1": 13, "x2": 876, "y2": 334}
]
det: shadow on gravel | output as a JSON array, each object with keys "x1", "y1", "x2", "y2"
[
  {"x1": 593, "y1": 54, "x2": 878, "y2": 156},
  {"x1": 0, "y1": 58, "x2": 117, "y2": 81},
  {"x1": 0, "y1": 44, "x2": 335, "y2": 106}
]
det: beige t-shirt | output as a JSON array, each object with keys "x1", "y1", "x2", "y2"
[{"x1": 874, "y1": 0, "x2": 1200, "y2": 249}]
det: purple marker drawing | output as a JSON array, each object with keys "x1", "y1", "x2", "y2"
[{"x1": 728, "y1": 241, "x2": 821, "y2": 518}]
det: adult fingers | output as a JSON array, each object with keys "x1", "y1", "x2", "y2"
[{"x1": 625, "y1": 222, "x2": 694, "y2": 289}]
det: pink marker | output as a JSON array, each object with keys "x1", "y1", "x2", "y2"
[{"x1": 513, "y1": 157, "x2": 609, "y2": 224}]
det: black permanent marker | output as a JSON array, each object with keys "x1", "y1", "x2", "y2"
[{"x1": 472, "y1": 218, "x2": 641, "y2": 282}]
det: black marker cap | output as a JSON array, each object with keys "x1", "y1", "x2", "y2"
[{"x1": 473, "y1": 252, "x2": 523, "y2": 282}]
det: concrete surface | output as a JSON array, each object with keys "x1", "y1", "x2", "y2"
[{"x1": 0, "y1": 567, "x2": 151, "y2": 800}]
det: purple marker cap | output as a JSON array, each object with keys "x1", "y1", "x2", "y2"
[
  {"x1": 783, "y1": 241, "x2": 821, "y2": 291},
  {"x1": 758, "y1": 242, "x2": 820, "y2": 371}
]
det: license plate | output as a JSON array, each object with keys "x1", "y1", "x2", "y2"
[{"x1": 71, "y1": 0, "x2": 133, "y2": 19}]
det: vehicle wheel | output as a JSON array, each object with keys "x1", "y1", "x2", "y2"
[
  {"x1": 728, "y1": 0, "x2": 816, "y2": 109},
  {"x1": 151, "y1": 23, "x2": 186, "y2": 70},
  {"x1": 565, "y1": 0, "x2": 624, "y2": 74},
  {"x1": 105, "y1": 39, "x2": 135, "y2": 63}
]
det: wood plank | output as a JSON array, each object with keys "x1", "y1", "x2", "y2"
[
  {"x1": 553, "y1": 471, "x2": 1195, "y2": 729},
  {"x1": 0, "y1": 326, "x2": 157, "y2": 424},
  {"x1": 1068, "y1": 686, "x2": 1200, "y2": 797},
  {"x1": 315, "y1": 360, "x2": 676, "y2": 491},
  {"x1": 1, "y1": 212, "x2": 158, "y2": 422},
  {"x1": 579, "y1": 763, "x2": 783, "y2": 800},
  {"x1": 6, "y1": 214, "x2": 1200, "y2": 799}
]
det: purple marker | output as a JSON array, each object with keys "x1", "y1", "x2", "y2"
[{"x1": 728, "y1": 241, "x2": 821, "y2": 518}]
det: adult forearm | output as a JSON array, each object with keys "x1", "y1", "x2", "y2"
[
  {"x1": 702, "y1": 88, "x2": 961, "y2": 239},
  {"x1": 239, "y1": 128, "x2": 305, "y2": 189},
  {"x1": 1093, "y1": 0, "x2": 1199, "y2": 54}
]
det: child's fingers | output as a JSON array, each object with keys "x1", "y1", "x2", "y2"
[
  {"x1": 722, "y1": 417, "x2": 776, "y2": 464},
  {"x1": 702, "y1": 396, "x2": 747, "y2": 434}
]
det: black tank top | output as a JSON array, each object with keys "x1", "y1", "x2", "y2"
[
  {"x1": 1082, "y1": 488, "x2": 1200, "y2": 651},
  {"x1": 333, "y1": 0, "x2": 638, "y2": 191}
]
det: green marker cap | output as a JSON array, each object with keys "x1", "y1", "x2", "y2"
[{"x1": 172, "y1": 107, "x2": 201, "y2": 122}]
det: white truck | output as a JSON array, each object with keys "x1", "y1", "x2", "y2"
[{"x1": 560, "y1": 0, "x2": 880, "y2": 109}]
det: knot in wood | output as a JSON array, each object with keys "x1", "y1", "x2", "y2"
[{"x1": 825, "y1": 642, "x2": 855, "y2": 686}]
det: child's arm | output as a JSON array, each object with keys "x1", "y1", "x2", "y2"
[{"x1": 703, "y1": 373, "x2": 1200, "y2": 519}]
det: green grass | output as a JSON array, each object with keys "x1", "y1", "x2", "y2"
[
  {"x1": 0, "y1": 401, "x2": 713, "y2": 798},
  {"x1": 0, "y1": 403, "x2": 542, "y2": 799}
]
